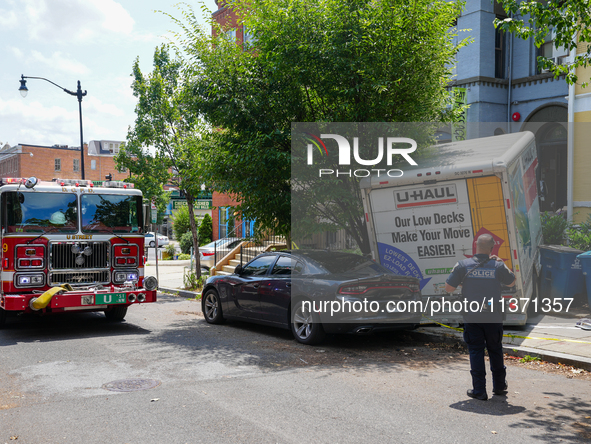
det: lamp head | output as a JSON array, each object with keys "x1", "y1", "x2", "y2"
[{"x1": 19, "y1": 75, "x2": 28, "y2": 98}]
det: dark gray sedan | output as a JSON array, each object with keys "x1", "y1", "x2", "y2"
[{"x1": 201, "y1": 250, "x2": 422, "y2": 345}]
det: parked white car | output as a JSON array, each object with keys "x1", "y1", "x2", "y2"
[
  {"x1": 198, "y1": 238, "x2": 242, "y2": 269},
  {"x1": 145, "y1": 232, "x2": 169, "y2": 248}
]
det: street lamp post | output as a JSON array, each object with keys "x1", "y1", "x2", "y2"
[{"x1": 18, "y1": 75, "x2": 87, "y2": 180}]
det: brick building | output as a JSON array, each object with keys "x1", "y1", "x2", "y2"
[{"x1": 0, "y1": 141, "x2": 129, "y2": 183}]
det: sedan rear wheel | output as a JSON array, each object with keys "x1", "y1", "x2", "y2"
[
  {"x1": 149, "y1": 241, "x2": 155, "y2": 248},
  {"x1": 202, "y1": 289, "x2": 224, "y2": 324},
  {"x1": 290, "y1": 300, "x2": 325, "y2": 345}
]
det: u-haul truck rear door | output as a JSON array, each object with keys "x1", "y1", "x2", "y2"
[
  {"x1": 368, "y1": 176, "x2": 511, "y2": 297},
  {"x1": 369, "y1": 179, "x2": 474, "y2": 296}
]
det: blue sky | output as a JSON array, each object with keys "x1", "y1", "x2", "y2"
[{"x1": 0, "y1": 0, "x2": 217, "y2": 148}]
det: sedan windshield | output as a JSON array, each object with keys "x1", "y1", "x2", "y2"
[
  {"x1": 81, "y1": 194, "x2": 142, "y2": 233},
  {"x1": 3, "y1": 191, "x2": 77, "y2": 233}
]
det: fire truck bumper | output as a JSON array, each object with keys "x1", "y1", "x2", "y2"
[{"x1": 2, "y1": 289, "x2": 157, "y2": 312}]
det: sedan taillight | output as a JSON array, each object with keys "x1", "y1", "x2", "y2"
[{"x1": 338, "y1": 282, "x2": 419, "y2": 294}]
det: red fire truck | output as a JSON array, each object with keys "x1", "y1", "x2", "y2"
[{"x1": 0, "y1": 176, "x2": 158, "y2": 328}]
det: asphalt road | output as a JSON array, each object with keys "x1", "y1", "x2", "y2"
[{"x1": 1, "y1": 294, "x2": 590, "y2": 443}]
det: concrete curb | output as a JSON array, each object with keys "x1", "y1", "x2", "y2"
[
  {"x1": 408, "y1": 327, "x2": 591, "y2": 372},
  {"x1": 158, "y1": 286, "x2": 201, "y2": 298}
]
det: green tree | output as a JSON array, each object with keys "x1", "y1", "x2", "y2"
[
  {"x1": 496, "y1": 0, "x2": 591, "y2": 86},
  {"x1": 171, "y1": 204, "x2": 201, "y2": 241},
  {"x1": 198, "y1": 213, "x2": 213, "y2": 245},
  {"x1": 115, "y1": 45, "x2": 206, "y2": 277},
  {"x1": 169, "y1": 0, "x2": 468, "y2": 252}
]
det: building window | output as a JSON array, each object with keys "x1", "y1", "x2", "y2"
[
  {"x1": 118, "y1": 165, "x2": 127, "y2": 173},
  {"x1": 55, "y1": 158, "x2": 61, "y2": 172},
  {"x1": 243, "y1": 25, "x2": 256, "y2": 49},
  {"x1": 91, "y1": 159, "x2": 96, "y2": 170},
  {"x1": 225, "y1": 28, "x2": 236, "y2": 42},
  {"x1": 539, "y1": 30, "x2": 569, "y2": 73},
  {"x1": 218, "y1": 207, "x2": 237, "y2": 238},
  {"x1": 219, "y1": 207, "x2": 228, "y2": 238},
  {"x1": 494, "y1": 18, "x2": 505, "y2": 79},
  {"x1": 73, "y1": 159, "x2": 80, "y2": 172}
]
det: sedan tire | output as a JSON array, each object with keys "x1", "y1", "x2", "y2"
[
  {"x1": 149, "y1": 241, "x2": 155, "y2": 248},
  {"x1": 290, "y1": 300, "x2": 326, "y2": 345},
  {"x1": 202, "y1": 289, "x2": 224, "y2": 324}
]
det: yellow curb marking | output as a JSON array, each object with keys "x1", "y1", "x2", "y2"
[{"x1": 430, "y1": 321, "x2": 591, "y2": 345}]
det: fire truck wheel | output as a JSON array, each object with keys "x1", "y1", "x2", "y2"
[
  {"x1": 0, "y1": 307, "x2": 6, "y2": 329},
  {"x1": 202, "y1": 289, "x2": 224, "y2": 324},
  {"x1": 105, "y1": 306, "x2": 128, "y2": 321}
]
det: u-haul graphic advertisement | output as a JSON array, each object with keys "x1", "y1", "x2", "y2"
[
  {"x1": 360, "y1": 132, "x2": 542, "y2": 324},
  {"x1": 371, "y1": 180, "x2": 473, "y2": 294}
]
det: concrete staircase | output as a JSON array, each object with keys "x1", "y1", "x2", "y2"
[{"x1": 211, "y1": 241, "x2": 287, "y2": 276}]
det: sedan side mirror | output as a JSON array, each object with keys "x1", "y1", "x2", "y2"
[{"x1": 234, "y1": 264, "x2": 243, "y2": 275}]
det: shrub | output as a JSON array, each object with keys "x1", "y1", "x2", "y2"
[
  {"x1": 184, "y1": 268, "x2": 208, "y2": 291},
  {"x1": 180, "y1": 231, "x2": 194, "y2": 254},
  {"x1": 164, "y1": 243, "x2": 177, "y2": 257},
  {"x1": 178, "y1": 253, "x2": 191, "y2": 260},
  {"x1": 171, "y1": 205, "x2": 201, "y2": 240},
  {"x1": 566, "y1": 216, "x2": 591, "y2": 251},
  {"x1": 541, "y1": 211, "x2": 570, "y2": 245},
  {"x1": 198, "y1": 213, "x2": 213, "y2": 245}
]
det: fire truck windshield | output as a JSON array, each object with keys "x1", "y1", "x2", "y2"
[
  {"x1": 81, "y1": 194, "x2": 142, "y2": 233},
  {"x1": 3, "y1": 191, "x2": 78, "y2": 233}
]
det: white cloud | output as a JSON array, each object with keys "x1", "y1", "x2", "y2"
[
  {"x1": 112, "y1": 75, "x2": 136, "y2": 104},
  {"x1": 0, "y1": 12, "x2": 17, "y2": 29},
  {"x1": 0, "y1": 96, "x2": 130, "y2": 147},
  {"x1": 10, "y1": 47, "x2": 24, "y2": 60},
  {"x1": 0, "y1": 97, "x2": 80, "y2": 146},
  {"x1": 18, "y1": 0, "x2": 135, "y2": 43},
  {"x1": 30, "y1": 51, "x2": 90, "y2": 76},
  {"x1": 85, "y1": 96, "x2": 125, "y2": 117}
]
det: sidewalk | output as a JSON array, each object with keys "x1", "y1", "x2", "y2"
[
  {"x1": 143, "y1": 260, "x2": 591, "y2": 369},
  {"x1": 414, "y1": 308, "x2": 591, "y2": 371},
  {"x1": 145, "y1": 259, "x2": 199, "y2": 298}
]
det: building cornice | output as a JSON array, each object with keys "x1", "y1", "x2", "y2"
[{"x1": 447, "y1": 72, "x2": 567, "y2": 89}]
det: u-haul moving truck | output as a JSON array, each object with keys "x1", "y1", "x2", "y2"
[{"x1": 359, "y1": 132, "x2": 542, "y2": 324}]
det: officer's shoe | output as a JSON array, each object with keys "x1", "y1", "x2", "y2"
[
  {"x1": 467, "y1": 389, "x2": 488, "y2": 401},
  {"x1": 493, "y1": 381, "x2": 508, "y2": 396}
]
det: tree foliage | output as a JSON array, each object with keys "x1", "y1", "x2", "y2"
[
  {"x1": 496, "y1": 0, "x2": 591, "y2": 87},
  {"x1": 115, "y1": 44, "x2": 206, "y2": 277},
  {"x1": 198, "y1": 213, "x2": 213, "y2": 245},
  {"x1": 171, "y1": 204, "x2": 200, "y2": 241},
  {"x1": 169, "y1": 0, "x2": 467, "y2": 252}
]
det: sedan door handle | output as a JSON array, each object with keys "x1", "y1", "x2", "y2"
[
  {"x1": 253, "y1": 284, "x2": 259, "y2": 288},
  {"x1": 286, "y1": 283, "x2": 291, "y2": 287}
]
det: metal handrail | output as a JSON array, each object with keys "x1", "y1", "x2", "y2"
[{"x1": 212, "y1": 229, "x2": 286, "y2": 272}]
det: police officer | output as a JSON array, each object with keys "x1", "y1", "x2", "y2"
[{"x1": 445, "y1": 234, "x2": 516, "y2": 401}]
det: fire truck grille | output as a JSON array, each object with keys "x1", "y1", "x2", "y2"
[
  {"x1": 50, "y1": 241, "x2": 110, "y2": 270},
  {"x1": 50, "y1": 270, "x2": 111, "y2": 286}
]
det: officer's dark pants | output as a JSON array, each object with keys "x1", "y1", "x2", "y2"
[{"x1": 463, "y1": 323, "x2": 506, "y2": 395}]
